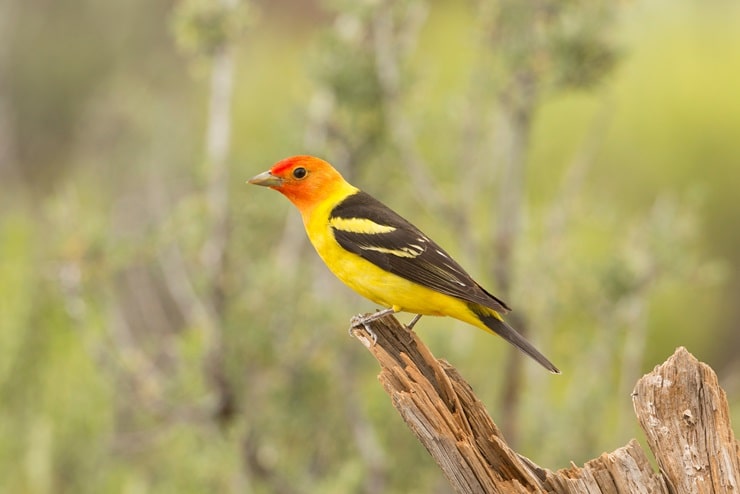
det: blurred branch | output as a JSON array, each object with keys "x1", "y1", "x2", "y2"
[
  {"x1": 0, "y1": 0, "x2": 19, "y2": 187},
  {"x1": 201, "y1": 34, "x2": 234, "y2": 300},
  {"x1": 370, "y1": 1, "x2": 457, "y2": 223},
  {"x1": 171, "y1": 0, "x2": 248, "y2": 300},
  {"x1": 0, "y1": 84, "x2": 18, "y2": 184},
  {"x1": 352, "y1": 315, "x2": 738, "y2": 493},
  {"x1": 201, "y1": 26, "x2": 235, "y2": 426},
  {"x1": 492, "y1": 77, "x2": 537, "y2": 298},
  {"x1": 306, "y1": 1, "x2": 459, "y2": 223},
  {"x1": 478, "y1": 0, "x2": 621, "y2": 447},
  {"x1": 492, "y1": 75, "x2": 538, "y2": 448},
  {"x1": 183, "y1": 0, "x2": 245, "y2": 427}
]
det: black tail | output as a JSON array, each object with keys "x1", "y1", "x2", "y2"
[{"x1": 475, "y1": 309, "x2": 560, "y2": 374}]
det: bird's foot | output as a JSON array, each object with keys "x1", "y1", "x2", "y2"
[
  {"x1": 348, "y1": 308, "x2": 396, "y2": 346},
  {"x1": 349, "y1": 315, "x2": 378, "y2": 346},
  {"x1": 406, "y1": 314, "x2": 422, "y2": 330}
]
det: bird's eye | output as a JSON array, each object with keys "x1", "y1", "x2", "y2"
[{"x1": 292, "y1": 167, "x2": 307, "y2": 179}]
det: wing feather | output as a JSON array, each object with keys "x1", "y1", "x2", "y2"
[{"x1": 329, "y1": 191, "x2": 510, "y2": 313}]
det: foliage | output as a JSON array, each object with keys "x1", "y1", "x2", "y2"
[{"x1": 172, "y1": 0, "x2": 255, "y2": 59}]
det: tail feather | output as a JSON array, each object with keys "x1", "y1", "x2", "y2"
[{"x1": 474, "y1": 308, "x2": 560, "y2": 374}]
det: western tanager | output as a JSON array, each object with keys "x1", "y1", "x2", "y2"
[{"x1": 248, "y1": 155, "x2": 559, "y2": 373}]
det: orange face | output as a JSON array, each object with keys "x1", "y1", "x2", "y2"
[{"x1": 248, "y1": 155, "x2": 347, "y2": 212}]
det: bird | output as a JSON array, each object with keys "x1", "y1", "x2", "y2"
[{"x1": 248, "y1": 155, "x2": 559, "y2": 374}]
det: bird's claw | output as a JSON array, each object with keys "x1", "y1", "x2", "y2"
[
  {"x1": 348, "y1": 308, "x2": 397, "y2": 346},
  {"x1": 349, "y1": 314, "x2": 378, "y2": 346}
]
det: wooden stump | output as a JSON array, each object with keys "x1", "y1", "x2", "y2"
[
  {"x1": 352, "y1": 314, "x2": 739, "y2": 494},
  {"x1": 632, "y1": 347, "x2": 740, "y2": 493}
]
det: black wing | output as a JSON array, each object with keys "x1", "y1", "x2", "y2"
[{"x1": 329, "y1": 191, "x2": 511, "y2": 313}]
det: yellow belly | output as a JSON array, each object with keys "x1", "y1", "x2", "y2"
[
  {"x1": 324, "y1": 247, "x2": 450, "y2": 315},
  {"x1": 299, "y1": 188, "x2": 492, "y2": 331},
  {"x1": 304, "y1": 210, "x2": 468, "y2": 317}
]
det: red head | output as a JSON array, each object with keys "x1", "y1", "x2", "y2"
[{"x1": 248, "y1": 156, "x2": 354, "y2": 214}]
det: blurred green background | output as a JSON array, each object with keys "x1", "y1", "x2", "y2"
[{"x1": 1, "y1": 0, "x2": 739, "y2": 492}]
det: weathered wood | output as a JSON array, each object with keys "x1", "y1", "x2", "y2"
[
  {"x1": 544, "y1": 440, "x2": 667, "y2": 493},
  {"x1": 632, "y1": 346, "x2": 740, "y2": 493},
  {"x1": 352, "y1": 315, "x2": 545, "y2": 493},
  {"x1": 352, "y1": 315, "x2": 738, "y2": 494}
]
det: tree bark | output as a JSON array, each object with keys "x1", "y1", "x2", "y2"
[{"x1": 352, "y1": 315, "x2": 738, "y2": 493}]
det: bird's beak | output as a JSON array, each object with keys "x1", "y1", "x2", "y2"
[{"x1": 247, "y1": 171, "x2": 283, "y2": 188}]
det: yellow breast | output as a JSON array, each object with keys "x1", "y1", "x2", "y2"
[{"x1": 300, "y1": 191, "x2": 464, "y2": 316}]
